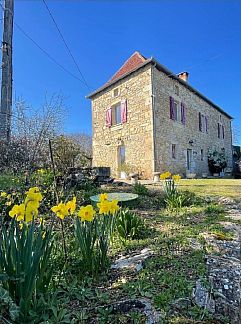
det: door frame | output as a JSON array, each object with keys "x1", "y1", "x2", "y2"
[{"x1": 187, "y1": 149, "x2": 192, "y2": 171}]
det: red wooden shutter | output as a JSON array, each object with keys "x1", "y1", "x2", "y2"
[
  {"x1": 121, "y1": 99, "x2": 127, "y2": 123},
  {"x1": 105, "y1": 108, "x2": 112, "y2": 127}
]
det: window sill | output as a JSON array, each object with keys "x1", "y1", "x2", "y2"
[
  {"x1": 171, "y1": 119, "x2": 185, "y2": 126},
  {"x1": 110, "y1": 124, "x2": 123, "y2": 131}
]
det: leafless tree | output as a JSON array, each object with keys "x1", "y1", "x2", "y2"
[
  {"x1": 68, "y1": 133, "x2": 92, "y2": 159},
  {"x1": 0, "y1": 94, "x2": 67, "y2": 173}
]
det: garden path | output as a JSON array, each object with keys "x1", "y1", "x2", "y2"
[{"x1": 196, "y1": 197, "x2": 241, "y2": 323}]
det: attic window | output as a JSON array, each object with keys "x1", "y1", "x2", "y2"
[
  {"x1": 113, "y1": 88, "x2": 119, "y2": 97},
  {"x1": 174, "y1": 85, "x2": 179, "y2": 95}
]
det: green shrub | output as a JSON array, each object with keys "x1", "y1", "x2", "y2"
[
  {"x1": 205, "y1": 204, "x2": 224, "y2": 215},
  {"x1": 116, "y1": 208, "x2": 145, "y2": 241},
  {"x1": 133, "y1": 182, "x2": 149, "y2": 196},
  {"x1": 0, "y1": 219, "x2": 53, "y2": 321},
  {"x1": 163, "y1": 180, "x2": 199, "y2": 210},
  {"x1": 165, "y1": 192, "x2": 187, "y2": 210}
]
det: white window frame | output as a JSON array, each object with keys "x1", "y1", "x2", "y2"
[
  {"x1": 112, "y1": 102, "x2": 122, "y2": 125},
  {"x1": 173, "y1": 102, "x2": 178, "y2": 121}
]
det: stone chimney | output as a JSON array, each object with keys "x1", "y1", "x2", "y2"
[{"x1": 177, "y1": 71, "x2": 189, "y2": 82}]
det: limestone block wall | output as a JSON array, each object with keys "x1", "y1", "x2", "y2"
[
  {"x1": 91, "y1": 65, "x2": 154, "y2": 178},
  {"x1": 152, "y1": 67, "x2": 233, "y2": 176}
]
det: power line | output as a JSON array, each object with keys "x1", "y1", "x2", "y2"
[
  {"x1": 42, "y1": 0, "x2": 92, "y2": 91},
  {"x1": 0, "y1": 2, "x2": 89, "y2": 86}
]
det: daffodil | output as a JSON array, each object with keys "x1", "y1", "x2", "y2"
[
  {"x1": 108, "y1": 199, "x2": 119, "y2": 215},
  {"x1": 97, "y1": 200, "x2": 111, "y2": 215},
  {"x1": 9, "y1": 204, "x2": 25, "y2": 221},
  {"x1": 51, "y1": 202, "x2": 69, "y2": 220},
  {"x1": 25, "y1": 199, "x2": 39, "y2": 210},
  {"x1": 99, "y1": 193, "x2": 108, "y2": 202},
  {"x1": 172, "y1": 174, "x2": 181, "y2": 182},
  {"x1": 0, "y1": 192, "x2": 7, "y2": 197},
  {"x1": 25, "y1": 204, "x2": 38, "y2": 223},
  {"x1": 66, "y1": 196, "x2": 76, "y2": 215},
  {"x1": 160, "y1": 171, "x2": 172, "y2": 180},
  {"x1": 26, "y1": 187, "x2": 43, "y2": 203},
  {"x1": 78, "y1": 205, "x2": 96, "y2": 222},
  {"x1": 37, "y1": 169, "x2": 45, "y2": 174}
]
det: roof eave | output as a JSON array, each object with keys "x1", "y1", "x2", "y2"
[
  {"x1": 87, "y1": 58, "x2": 233, "y2": 120},
  {"x1": 151, "y1": 58, "x2": 233, "y2": 120}
]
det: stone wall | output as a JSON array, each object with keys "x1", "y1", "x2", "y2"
[
  {"x1": 91, "y1": 65, "x2": 154, "y2": 179},
  {"x1": 152, "y1": 67, "x2": 233, "y2": 177}
]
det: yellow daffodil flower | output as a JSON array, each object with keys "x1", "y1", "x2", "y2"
[
  {"x1": 9, "y1": 204, "x2": 25, "y2": 221},
  {"x1": 78, "y1": 205, "x2": 96, "y2": 222},
  {"x1": 66, "y1": 196, "x2": 76, "y2": 215},
  {"x1": 97, "y1": 200, "x2": 111, "y2": 215},
  {"x1": 99, "y1": 193, "x2": 108, "y2": 202},
  {"x1": 26, "y1": 187, "x2": 43, "y2": 203},
  {"x1": 37, "y1": 169, "x2": 45, "y2": 174},
  {"x1": 25, "y1": 204, "x2": 38, "y2": 223},
  {"x1": 25, "y1": 199, "x2": 40, "y2": 210},
  {"x1": 51, "y1": 202, "x2": 69, "y2": 220},
  {"x1": 0, "y1": 192, "x2": 7, "y2": 197},
  {"x1": 108, "y1": 199, "x2": 120, "y2": 215},
  {"x1": 172, "y1": 174, "x2": 181, "y2": 182},
  {"x1": 160, "y1": 171, "x2": 172, "y2": 180}
]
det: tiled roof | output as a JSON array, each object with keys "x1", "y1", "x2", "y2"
[
  {"x1": 108, "y1": 51, "x2": 147, "y2": 83},
  {"x1": 86, "y1": 52, "x2": 232, "y2": 119}
]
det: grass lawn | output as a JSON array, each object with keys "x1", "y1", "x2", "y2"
[{"x1": 178, "y1": 178, "x2": 241, "y2": 199}]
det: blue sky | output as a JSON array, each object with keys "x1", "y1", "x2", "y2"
[{"x1": 2, "y1": 0, "x2": 241, "y2": 143}]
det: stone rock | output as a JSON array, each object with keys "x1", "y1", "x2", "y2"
[
  {"x1": 193, "y1": 279, "x2": 215, "y2": 313},
  {"x1": 104, "y1": 298, "x2": 161, "y2": 324},
  {"x1": 200, "y1": 198, "x2": 241, "y2": 323},
  {"x1": 172, "y1": 298, "x2": 192, "y2": 311},
  {"x1": 111, "y1": 248, "x2": 153, "y2": 272},
  {"x1": 202, "y1": 233, "x2": 241, "y2": 259},
  {"x1": 217, "y1": 197, "x2": 235, "y2": 205},
  {"x1": 188, "y1": 238, "x2": 203, "y2": 251}
]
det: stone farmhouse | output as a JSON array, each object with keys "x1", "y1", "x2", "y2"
[{"x1": 87, "y1": 52, "x2": 233, "y2": 179}]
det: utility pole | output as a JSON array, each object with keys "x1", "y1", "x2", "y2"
[{"x1": 0, "y1": 0, "x2": 14, "y2": 141}]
